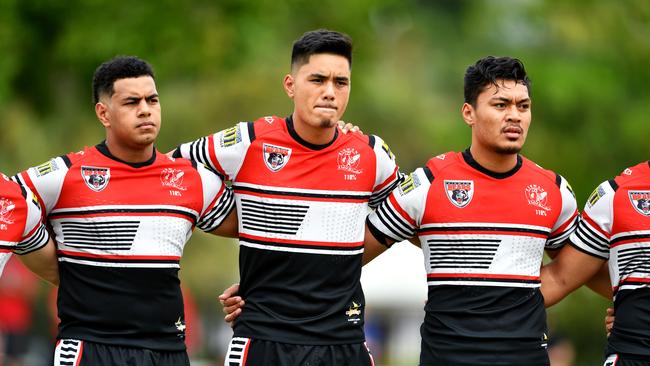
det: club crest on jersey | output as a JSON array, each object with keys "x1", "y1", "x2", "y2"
[
  {"x1": 525, "y1": 184, "x2": 551, "y2": 211},
  {"x1": 263, "y1": 143, "x2": 291, "y2": 172},
  {"x1": 0, "y1": 197, "x2": 16, "y2": 226},
  {"x1": 629, "y1": 191, "x2": 650, "y2": 216},
  {"x1": 160, "y1": 168, "x2": 187, "y2": 191},
  {"x1": 337, "y1": 148, "x2": 363, "y2": 174},
  {"x1": 81, "y1": 166, "x2": 110, "y2": 192},
  {"x1": 444, "y1": 180, "x2": 473, "y2": 208}
]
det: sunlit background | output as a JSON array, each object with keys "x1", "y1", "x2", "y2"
[{"x1": 1, "y1": 1, "x2": 648, "y2": 365}]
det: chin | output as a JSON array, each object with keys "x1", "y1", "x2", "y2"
[{"x1": 319, "y1": 119, "x2": 336, "y2": 128}]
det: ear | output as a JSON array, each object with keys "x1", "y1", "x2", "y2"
[
  {"x1": 283, "y1": 74, "x2": 295, "y2": 99},
  {"x1": 461, "y1": 103, "x2": 475, "y2": 127},
  {"x1": 95, "y1": 102, "x2": 111, "y2": 128}
]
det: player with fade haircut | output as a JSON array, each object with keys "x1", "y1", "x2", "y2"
[
  {"x1": 13, "y1": 56, "x2": 237, "y2": 366},
  {"x1": 362, "y1": 56, "x2": 580, "y2": 365},
  {"x1": 541, "y1": 160, "x2": 650, "y2": 366},
  {"x1": 0, "y1": 173, "x2": 58, "y2": 283},
  {"x1": 172, "y1": 29, "x2": 401, "y2": 365}
]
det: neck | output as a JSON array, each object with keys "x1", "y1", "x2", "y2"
[
  {"x1": 469, "y1": 144, "x2": 519, "y2": 173},
  {"x1": 104, "y1": 138, "x2": 154, "y2": 163},
  {"x1": 291, "y1": 113, "x2": 336, "y2": 145}
]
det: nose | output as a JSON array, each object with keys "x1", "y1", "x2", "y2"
[
  {"x1": 137, "y1": 99, "x2": 151, "y2": 117},
  {"x1": 506, "y1": 105, "x2": 521, "y2": 123},
  {"x1": 323, "y1": 81, "x2": 336, "y2": 100}
]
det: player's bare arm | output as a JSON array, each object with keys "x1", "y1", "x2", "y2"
[
  {"x1": 18, "y1": 237, "x2": 59, "y2": 285},
  {"x1": 208, "y1": 209, "x2": 238, "y2": 238},
  {"x1": 540, "y1": 244, "x2": 609, "y2": 307}
]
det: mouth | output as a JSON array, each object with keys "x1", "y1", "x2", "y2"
[
  {"x1": 314, "y1": 105, "x2": 337, "y2": 113},
  {"x1": 502, "y1": 125, "x2": 523, "y2": 139},
  {"x1": 137, "y1": 122, "x2": 156, "y2": 129}
]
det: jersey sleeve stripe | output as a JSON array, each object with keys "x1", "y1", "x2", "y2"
[
  {"x1": 246, "y1": 121, "x2": 256, "y2": 142},
  {"x1": 582, "y1": 213, "x2": 610, "y2": 239},
  {"x1": 14, "y1": 225, "x2": 49, "y2": 255},
  {"x1": 197, "y1": 188, "x2": 235, "y2": 232},
  {"x1": 368, "y1": 171, "x2": 401, "y2": 208},
  {"x1": 387, "y1": 194, "x2": 416, "y2": 226},
  {"x1": 422, "y1": 166, "x2": 434, "y2": 182},
  {"x1": 207, "y1": 134, "x2": 227, "y2": 176},
  {"x1": 569, "y1": 241, "x2": 609, "y2": 260},
  {"x1": 570, "y1": 222, "x2": 609, "y2": 258},
  {"x1": 377, "y1": 203, "x2": 416, "y2": 239},
  {"x1": 549, "y1": 211, "x2": 579, "y2": 238}
]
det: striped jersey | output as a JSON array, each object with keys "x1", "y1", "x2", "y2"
[
  {"x1": 570, "y1": 161, "x2": 650, "y2": 358},
  {"x1": 0, "y1": 174, "x2": 50, "y2": 275},
  {"x1": 368, "y1": 150, "x2": 578, "y2": 365},
  {"x1": 175, "y1": 115, "x2": 400, "y2": 344},
  {"x1": 14, "y1": 142, "x2": 234, "y2": 351}
]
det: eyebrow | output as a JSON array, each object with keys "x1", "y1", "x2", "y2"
[
  {"x1": 490, "y1": 96, "x2": 530, "y2": 104},
  {"x1": 309, "y1": 73, "x2": 350, "y2": 81},
  {"x1": 122, "y1": 93, "x2": 159, "y2": 102}
]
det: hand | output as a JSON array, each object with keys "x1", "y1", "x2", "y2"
[
  {"x1": 605, "y1": 307, "x2": 614, "y2": 337},
  {"x1": 337, "y1": 120, "x2": 362, "y2": 134},
  {"x1": 218, "y1": 283, "x2": 244, "y2": 326}
]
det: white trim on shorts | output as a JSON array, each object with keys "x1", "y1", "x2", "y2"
[
  {"x1": 225, "y1": 337, "x2": 251, "y2": 366},
  {"x1": 604, "y1": 354, "x2": 620, "y2": 366},
  {"x1": 54, "y1": 339, "x2": 84, "y2": 366}
]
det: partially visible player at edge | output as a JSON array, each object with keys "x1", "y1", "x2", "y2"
[
  {"x1": 0, "y1": 173, "x2": 58, "y2": 283},
  {"x1": 173, "y1": 29, "x2": 401, "y2": 365},
  {"x1": 541, "y1": 161, "x2": 650, "y2": 366},
  {"x1": 13, "y1": 56, "x2": 237, "y2": 365},
  {"x1": 363, "y1": 56, "x2": 579, "y2": 365}
]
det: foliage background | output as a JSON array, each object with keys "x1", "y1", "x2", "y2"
[{"x1": 1, "y1": 0, "x2": 648, "y2": 365}]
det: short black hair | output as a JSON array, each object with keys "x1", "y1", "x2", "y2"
[
  {"x1": 92, "y1": 56, "x2": 155, "y2": 104},
  {"x1": 291, "y1": 29, "x2": 353, "y2": 70},
  {"x1": 464, "y1": 56, "x2": 531, "y2": 106}
]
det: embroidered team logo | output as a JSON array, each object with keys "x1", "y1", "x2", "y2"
[
  {"x1": 525, "y1": 184, "x2": 551, "y2": 211},
  {"x1": 337, "y1": 148, "x2": 363, "y2": 174},
  {"x1": 263, "y1": 143, "x2": 291, "y2": 172},
  {"x1": 264, "y1": 116, "x2": 275, "y2": 124},
  {"x1": 160, "y1": 168, "x2": 187, "y2": 191},
  {"x1": 0, "y1": 197, "x2": 16, "y2": 225},
  {"x1": 444, "y1": 180, "x2": 474, "y2": 208},
  {"x1": 629, "y1": 191, "x2": 650, "y2": 216},
  {"x1": 81, "y1": 166, "x2": 110, "y2": 192}
]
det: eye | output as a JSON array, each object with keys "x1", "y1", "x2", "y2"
[{"x1": 494, "y1": 103, "x2": 506, "y2": 108}]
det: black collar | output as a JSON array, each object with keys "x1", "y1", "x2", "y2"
[
  {"x1": 461, "y1": 148, "x2": 522, "y2": 179},
  {"x1": 96, "y1": 141, "x2": 157, "y2": 168},
  {"x1": 286, "y1": 115, "x2": 338, "y2": 150}
]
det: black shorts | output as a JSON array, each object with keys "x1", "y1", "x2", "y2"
[
  {"x1": 605, "y1": 354, "x2": 650, "y2": 366},
  {"x1": 53, "y1": 339, "x2": 190, "y2": 366},
  {"x1": 224, "y1": 337, "x2": 374, "y2": 366}
]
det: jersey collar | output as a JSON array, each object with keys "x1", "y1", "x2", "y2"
[
  {"x1": 96, "y1": 141, "x2": 157, "y2": 168},
  {"x1": 286, "y1": 115, "x2": 339, "y2": 151},
  {"x1": 462, "y1": 148, "x2": 522, "y2": 179}
]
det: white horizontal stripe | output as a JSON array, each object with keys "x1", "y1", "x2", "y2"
[
  {"x1": 420, "y1": 222, "x2": 551, "y2": 233},
  {"x1": 58, "y1": 257, "x2": 180, "y2": 268},
  {"x1": 240, "y1": 241, "x2": 364, "y2": 256},
  {"x1": 427, "y1": 280, "x2": 540, "y2": 288},
  {"x1": 235, "y1": 182, "x2": 372, "y2": 196},
  {"x1": 51, "y1": 204, "x2": 198, "y2": 217},
  {"x1": 612, "y1": 229, "x2": 650, "y2": 241}
]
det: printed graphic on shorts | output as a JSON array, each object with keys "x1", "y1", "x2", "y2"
[
  {"x1": 225, "y1": 337, "x2": 251, "y2": 366},
  {"x1": 54, "y1": 339, "x2": 83, "y2": 366}
]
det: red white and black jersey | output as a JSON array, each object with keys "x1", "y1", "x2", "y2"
[
  {"x1": 14, "y1": 142, "x2": 234, "y2": 351},
  {"x1": 368, "y1": 150, "x2": 578, "y2": 365},
  {"x1": 175, "y1": 115, "x2": 400, "y2": 344},
  {"x1": 570, "y1": 161, "x2": 650, "y2": 358},
  {"x1": 0, "y1": 174, "x2": 50, "y2": 274}
]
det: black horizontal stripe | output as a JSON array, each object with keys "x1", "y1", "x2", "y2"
[
  {"x1": 574, "y1": 227, "x2": 608, "y2": 254},
  {"x1": 63, "y1": 245, "x2": 131, "y2": 251},
  {"x1": 429, "y1": 250, "x2": 498, "y2": 255},
  {"x1": 240, "y1": 237, "x2": 362, "y2": 252},
  {"x1": 612, "y1": 233, "x2": 650, "y2": 245},
  {"x1": 242, "y1": 224, "x2": 298, "y2": 235},
  {"x1": 431, "y1": 258, "x2": 493, "y2": 263},
  {"x1": 234, "y1": 184, "x2": 371, "y2": 200},
  {"x1": 50, "y1": 208, "x2": 197, "y2": 222},
  {"x1": 242, "y1": 210, "x2": 306, "y2": 220},
  {"x1": 58, "y1": 253, "x2": 179, "y2": 264},
  {"x1": 242, "y1": 220, "x2": 301, "y2": 231},
  {"x1": 241, "y1": 198, "x2": 309, "y2": 211},
  {"x1": 61, "y1": 221, "x2": 140, "y2": 228},
  {"x1": 568, "y1": 242, "x2": 608, "y2": 260},
  {"x1": 430, "y1": 265, "x2": 491, "y2": 269},
  {"x1": 418, "y1": 226, "x2": 549, "y2": 236},
  {"x1": 377, "y1": 203, "x2": 414, "y2": 239},
  {"x1": 429, "y1": 244, "x2": 500, "y2": 249},
  {"x1": 427, "y1": 238, "x2": 501, "y2": 243},
  {"x1": 63, "y1": 233, "x2": 137, "y2": 239}
]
